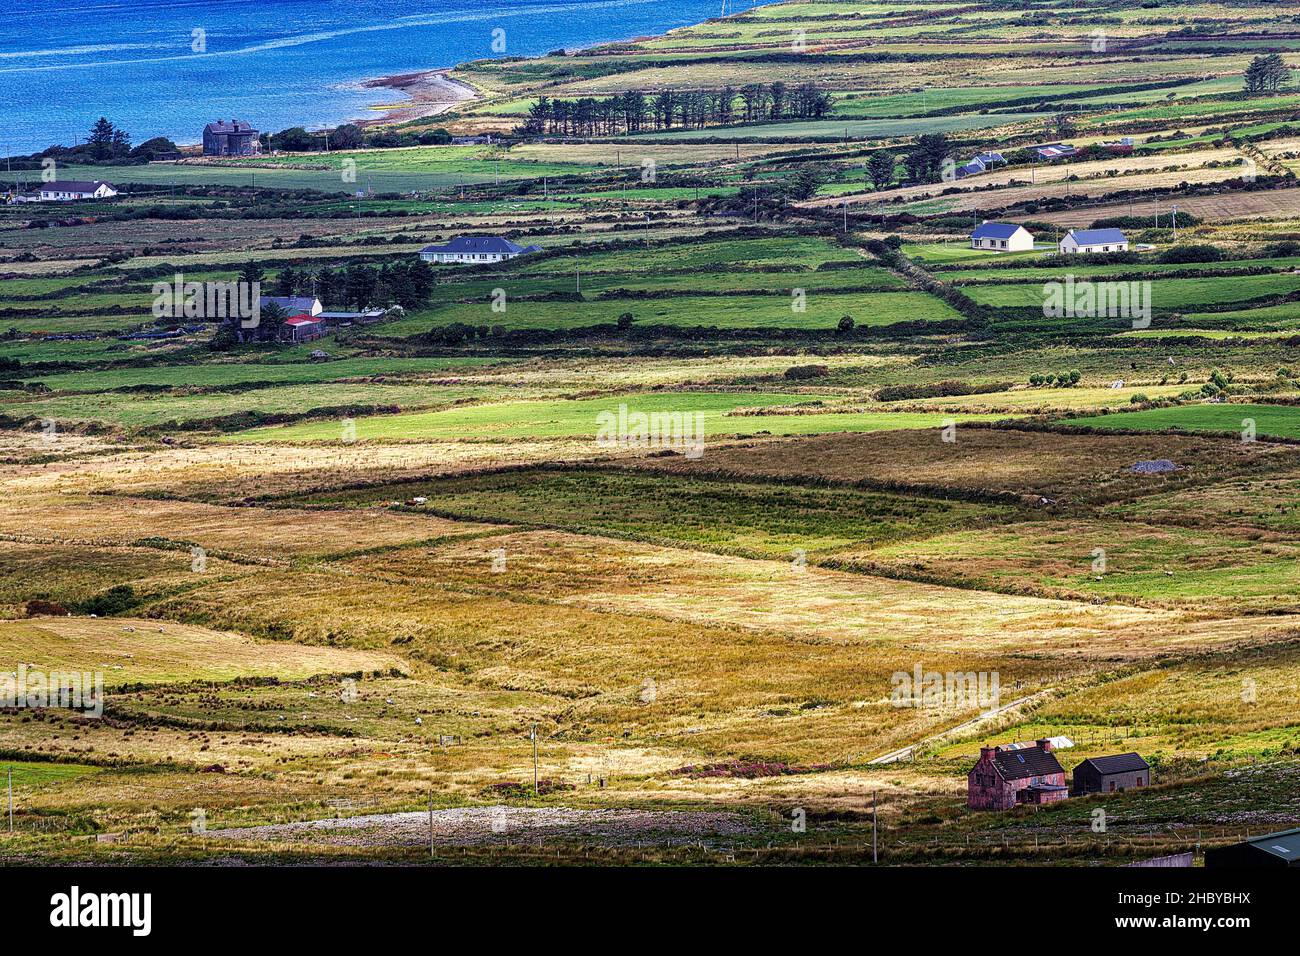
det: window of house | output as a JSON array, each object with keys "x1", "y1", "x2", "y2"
[{"x1": 1109, "y1": 781, "x2": 1116, "y2": 792}]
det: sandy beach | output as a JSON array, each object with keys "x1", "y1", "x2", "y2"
[{"x1": 361, "y1": 69, "x2": 480, "y2": 126}]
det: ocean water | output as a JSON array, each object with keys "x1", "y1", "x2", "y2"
[{"x1": 0, "y1": 0, "x2": 763, "y2": 155}]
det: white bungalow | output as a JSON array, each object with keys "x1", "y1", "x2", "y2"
[
  {"x1": 36, "y1": 181, "x2": 118, "y2": 201},
  {"x1": 969, "y1": 221, "x2": 1034, "y2": 252},
  {"x1": 1059, "y1": 228, "x2": 1129, "y2": 254},
  {"x1": 419, "y1": 236, "x2": 542, "y2": 264}
]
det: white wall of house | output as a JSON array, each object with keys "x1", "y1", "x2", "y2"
[
  {"x1": 420, "y1": 250, "x2": 520, "y2": 264},
  {"x1": 970, "y1": 228, "x2": 1033, "y2": 252},
  {"x1": 1059, "y1": 235, "x2": 1129, "y2": 254},
  {"x1": 37, "y1": 184, "x2": 117, "y2": 201}
]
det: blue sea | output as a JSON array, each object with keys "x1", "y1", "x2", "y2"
[{"x1": 0, "y1": 0, "x2": 764, "y2": 155}]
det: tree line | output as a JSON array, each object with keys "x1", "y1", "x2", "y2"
[{"x1": 518, "y1": 82, "x2": 833, "y2": 136}]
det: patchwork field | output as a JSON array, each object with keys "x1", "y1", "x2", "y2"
[{"x1": 5, "y1": 0, "x2": 1300, "y2": 869}]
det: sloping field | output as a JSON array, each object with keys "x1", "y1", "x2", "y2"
[
  {"x1": 1020, "y1": 187, "x2": 1300, "y2": 227},
  {"x1": 627, "y1": 427, "x2": 1299, "y2": 503},
  {"x1": 0, "y1": 617, "x2": 401, "y2": 687}
]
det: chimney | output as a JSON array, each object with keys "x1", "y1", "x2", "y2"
[
  {"x1": 980, "y1": 746, "x2": 997, "y2": 762},
  {"x1": 1036, "y1": 738, "x2": 1053, "y2": 752}
]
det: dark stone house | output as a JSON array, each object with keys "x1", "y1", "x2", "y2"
[
  {"x1": 1071, "y1": 753, "x2": 1150, "y2": 795},
  {"x1": 203, "y1": 119, "x2": 261, "y2": 157},
  {"x1": 968, "y1": 739, "x2": 1068, "y2": 810}
]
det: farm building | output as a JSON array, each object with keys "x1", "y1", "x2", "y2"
[
  {"x1": 259, "y1": 295, "x2": 323, "y2": 316},
  {"x1": 281, "y1": 314, "x2": 325, "y2": 343},
  {"x1": 35, "y1": 181, "x2": 118, "y2": 201},
  {"x1": 1206, "y1": 827, "x2": 1300, "y2": 868},
  {"x1": 1035, "y1": 143, "x2": 1077, "y2": 160},
  {"x1": 968, "y1": 739, "x2": 1068, "y2": 810},
  {"x1": 1059, "y1": 228, "x2": 1129, "y2": 254},
  {"x1": 1071, "y1": 753, "x2": 1150, "y2": 795},
  {"x1": 969, "y1": 221, "x2": 1034, "y2": 252},
  {"x1": 956, "y1": 151, "x2": 1007, "y2": 178},
  {"x1": 419, "y1": 236, "x2": 542, "y2": 264},
  {"x1": 203, "y1": 119, "x2": 262, "y2": 157}
]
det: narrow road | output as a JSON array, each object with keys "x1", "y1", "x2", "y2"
[{"x1": 867, "y1": 691, "x2": 1049, "y2": 765}]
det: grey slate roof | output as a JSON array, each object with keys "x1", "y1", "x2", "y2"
[
  {"x1": 39, "y1": 181, "x2": 113, "y2": 193},
  {"x1": 1077, "y1": 753, "x2": 1149, "y2": 775},
  {"x1": 993, "y1": 746, "x2": 1064, "y2": 781},
  {"x1": 970, "y1": 221, "x2": 1025, "y2": 241},
  {"x1": 259, "y1": 295, "x2": 320, "y2": 313},
  {"x1": 421, "y1": 236, "x2": 541, "y2": 255},
  {"x1": 205, "y1": 120, "x2": 258, "y2": 134},
  {"x1": 1067, "y1": 228, "x2": 1127, "y2": 245}
]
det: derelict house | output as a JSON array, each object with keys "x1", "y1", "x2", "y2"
[
  {"x1": 968, "y1": 739, "x2": 1068, "y2": 810},
  {"x1": 203, "y1": 119, "x2": 262, "y2": 157}
]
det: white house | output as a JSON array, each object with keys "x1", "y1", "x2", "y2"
[
  {"x1": 419, "y1": 236, "x2": 542, "y2": 264},
  {"x1": 36, "y1": 180, "x2": 118, "y2": 201},
  {"x1": 969, "y1": 221, "x2": 1034, "y2": 252},
  {"x1": 1059, "y1": 228, "x2": 1128, "y2": 254}
]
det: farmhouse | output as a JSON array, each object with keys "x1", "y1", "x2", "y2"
[
  {"x1": 1059, "y1": 228, "x2": 1129, "y2": 254},
  {"x1": 1206, "y1": 827, "x2": 1300, "y2": 868},
  {"x1": 203, "y1": 119, "x2": 262, "y2": 157},
  {"x1": 968, "y1": 739, "x2": 1069, "y2": 810},
  {"x1": 35, "y1": 181, "x2": 118, "y2": 201},
  {"x1": 260, "y1": 295, "x2": 322, "y2": 316},
  {"x1": 1071, "y1": 753, "x2": 1150, "y2": 795},
  {"x1": 419, "y1": 236, "x2": 542, "y2": 264},
  {"x1": 281, "y1": 314, "x2": 325, "y2": 343},
  {"x1": 970, "y1": 221, "x2": 1034, "y2": 252}
]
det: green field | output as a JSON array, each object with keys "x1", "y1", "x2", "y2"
[{"x1": 1065, "y1": 403, "x2": 1300, "y2": 439}]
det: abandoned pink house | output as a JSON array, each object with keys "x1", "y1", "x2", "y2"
[{"x1": 968, "y1": 739, "x2": 1068, "y2": 810}]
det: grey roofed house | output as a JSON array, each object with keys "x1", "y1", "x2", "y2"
[
  {"x1": 420, "y1": 235, "x2": 543, "y2": 263},
  {"x1": 1071, "y1": 752, "x2": 1150, "y2": 795},
  {"x1": 1079, "y1": 753, "x2": 1149, "y2": 775},
  {"x1": 38, "y1": 181, "x2": 115, "y2": 194},
  {"x1": 1065, "y1": 228, "x2": 1127, "y2": 246},
  {"x1": 203, "y1": 119, "x2": 261, "y2": 156},
  {"x1": 422, "y1": 236, "x2": 541, "y2": 255},
  {"x1": 1206, "y1": 826, "x2": 1300, "y2": 868}
]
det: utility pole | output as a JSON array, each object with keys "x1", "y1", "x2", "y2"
[
  {"x1": 843, "y1": 198, "x2": 848, "y2": 233},
  {"x1": 575, "y1": 267, "x2": 580, "y2": 294},
  {"x1": 531, "y1": 723, "x2": 539, "y2": 794},
  {"x1": 1172, "y1": 203, "x2": 1178, "y2": 241},
  {"x1": 871, "y1": 790, "x2": 877, "y2": 863},
  {"x1": 428, "y1": 789, "x2": 434, "y2": 857},
  {"x1": 7, "y1": 767, "x2": 12, "y2": 833}
]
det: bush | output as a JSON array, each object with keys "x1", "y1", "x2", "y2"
[
  {"x1": 76, "y1": 584, "x2": 138, "y2": 617},
  {"x1": 1157, "y1": 244, "x2": 1223, "y2": 264},
  {"x1": 784, "y1": 364, "x2": 830, "y2": 380}
]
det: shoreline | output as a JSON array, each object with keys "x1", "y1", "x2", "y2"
[{"x1": 358, "y1": 69, "x2": 480, "y2": 127}]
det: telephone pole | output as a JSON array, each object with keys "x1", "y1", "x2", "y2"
[
  {"x1": 531, "y1": 723, "x2": 539, "y2": 794},
  {"x1": 871, "y1": 790, "x2": 877, "y2": 863}
]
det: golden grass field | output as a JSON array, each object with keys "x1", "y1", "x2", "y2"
[{"x1": 6, "y1": 0, "x2": 1300, "y2": 867}]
